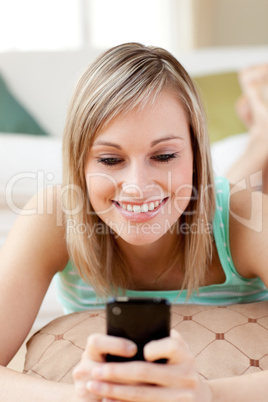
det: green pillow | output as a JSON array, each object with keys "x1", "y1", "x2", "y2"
[
  {"x1": 194, "y1": 72, "x2": 245, "y2": 143},
  {"x1": 0, "y1": 73, "x2": 48, "y2": 135}
]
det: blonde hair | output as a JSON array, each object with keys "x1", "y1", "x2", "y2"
[{"x1": 62, "y1": 42, "x2": 215, "y2": 297}]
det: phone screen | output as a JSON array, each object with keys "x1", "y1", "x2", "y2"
[{"x1": 106, "y1": 297, "x2": 170, "y2": 363}]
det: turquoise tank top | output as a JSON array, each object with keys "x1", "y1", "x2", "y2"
[{"x1": 54, "y1": 177, "x2": 268, "y2": 313}]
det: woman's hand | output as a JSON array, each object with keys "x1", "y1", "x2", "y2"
[
  {"x1": 72, "y1": 330, "x2": 212, "y2": 401},
  {"x1": 72, "y1": 333, "x2": 138, "y2": 401}
]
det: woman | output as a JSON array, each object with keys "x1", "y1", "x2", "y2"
[{"x1": 0, "y1": 43, "x2": 268, "y2": 401}]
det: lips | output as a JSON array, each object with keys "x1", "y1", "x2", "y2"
[
  {"x1": 112, "y1": 197, "x2": 168, "y2": 220},
  {"x1": 116, "y1": 199, "x2": 164, "y2": 213}
]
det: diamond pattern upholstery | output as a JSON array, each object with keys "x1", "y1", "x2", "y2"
[{"x1": 23, "y1": 302, "x2": 268, "y2": 383}]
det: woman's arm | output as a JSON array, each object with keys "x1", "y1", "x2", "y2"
[
  {"x1": 229, "y1": 186, "x2": 268, "y2": 283},
  {"x1": 0, "y1": 187, "x2": 73, "y2": 400},
  {"x1": 0, "y1": 366, "x2": 73, "y2": 402},
  {"x1": 210, "y1": 188, "x2": 268, "y2": 401},
  {"x1": 208, "y1": 371, "x2": 268, "y2": 402},
  {"x1": 202, "y1": 187, "x2": 268, "y2": 401}
]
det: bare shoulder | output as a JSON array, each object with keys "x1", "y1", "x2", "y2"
[
  {"x1": 229, "y1": 183, "x2": 268, "y2": 282},
  {"x1": 0, "y1": 186, "x2": 69, "y2": 364},
  {"x1": 0, "y1": 185, "x2": 69, "y2": 277}
]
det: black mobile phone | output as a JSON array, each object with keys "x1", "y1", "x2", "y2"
[{"x1": 106, "y1": 297, "x2": 170, "y2": 363}]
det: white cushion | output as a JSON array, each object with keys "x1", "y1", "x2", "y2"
[
  {"x1": 0, "y1": 133, "x2": 62, "y2": 208},
  {"x1": 211, "y1": 133, "x2": 248, "y2": 176}
]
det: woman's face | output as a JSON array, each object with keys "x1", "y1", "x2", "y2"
[{"x1": 84, "y1": 90, "x2": 193, "y2": 246}]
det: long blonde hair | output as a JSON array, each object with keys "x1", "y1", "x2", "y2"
[{"x1": 62, "y1": 43, "x2": 215, "y2": 297}]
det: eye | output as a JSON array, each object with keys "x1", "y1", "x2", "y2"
[
  {"x1": 151, "y1": 153, "x2": 179, "y2": 163},
  {"x1": 97, "y1": 157, "x2": 124, "y2": 166}
]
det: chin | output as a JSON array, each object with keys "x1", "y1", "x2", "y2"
[
  {"x1": 113, "y1": 226, "x2": 168, "y2": 247},
  {"x1": 119, "y1": 236, "x2": 163, "y2": 247}
]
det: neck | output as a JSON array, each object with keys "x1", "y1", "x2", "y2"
[{"x1": 116, "y1": 231, "x2": 181, "y2": 289}]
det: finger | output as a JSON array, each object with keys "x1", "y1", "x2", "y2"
[
  {"x1": 85, "y1": 333, "x2": 137, "y2": 361},
  {"x1": 91, "y1": 360, "x2": 198, "y2": 389},
  {"x1": 74, "y1": 379, "x2": 102, "y2": 402},
  {"x1": 144, "y1": 329, "x2": 191, "y2": 364},
  {"x1": 73, "y1": 364, "x2": 102, "y2": 401},
  {"x1": 87, "y1": 380, "x2": 195, "y2": 402},
  {"x1": 72, "y1": 359, "x2": 109, "y2": 401}
]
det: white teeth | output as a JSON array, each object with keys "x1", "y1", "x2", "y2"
[
  {"x1": 148, "y1": 202, "x2": 155, "y2": 211},
  {"x1": 133, "y1": 205, "x2": 141, "y2": 213},
  {"x1": 117, "y1": 199, "x2": 165, "y2": 213},
  {"x1": 141, "y1": 203, "x2": 149, "y2": 212}
]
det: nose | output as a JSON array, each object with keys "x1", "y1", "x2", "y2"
[{"x1": 121, "y1": 162, "x2": 152, "y2": 198}]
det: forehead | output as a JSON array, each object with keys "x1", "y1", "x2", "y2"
[{"x1": 93, "y1": 90, "x2": 190, "y2": 145}]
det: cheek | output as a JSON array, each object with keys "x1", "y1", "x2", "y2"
[
  {"x1": 85, "y1": 173, "x2": 117, "y2": 210},
  {"x1": 170, "y1": 164, "x2": 193, "y2": 214},
  {"x1": 173, "y1": 185, "x2": 193, "y2": 215}
]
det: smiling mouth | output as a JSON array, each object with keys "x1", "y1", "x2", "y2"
[{"x1": 112, "y1": 197, "x2": 168, "y2": 213}]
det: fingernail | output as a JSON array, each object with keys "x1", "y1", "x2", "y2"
[
  {"x1": 86, "y1": 381, "x2": 93, "y2": 391},
  {"x1": 126, "y1": 342, "x2": 137, "y2": 354}
]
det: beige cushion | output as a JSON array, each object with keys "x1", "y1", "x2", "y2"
[{"x1": 23, "y1": 302, "x2": 268, "y2": 383}]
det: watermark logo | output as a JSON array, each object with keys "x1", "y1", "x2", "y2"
[
  {"x1": 4, "y1": 169, "x2": 264, "y2": 233},
  {"x1": 229, "y1": 171, "x2": 263, "y2": 232},
  {"x1": 66, "y1": 217, "x2": 213, "y2": 238}
]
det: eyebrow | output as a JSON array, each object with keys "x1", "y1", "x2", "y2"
[
  {"x1": 150, "y1": 135, "x2": 184, "y2": 147},
  {"x1": 93, "y1": 136, "x2": 184, "y2": 149},
  {"x1": 93, "y1": 141, "x2": 122, "y2": 149}
]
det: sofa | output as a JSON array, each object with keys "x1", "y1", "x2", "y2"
[{"x1": 1, "y1": 45, "x2": 268, "y2": 332}]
